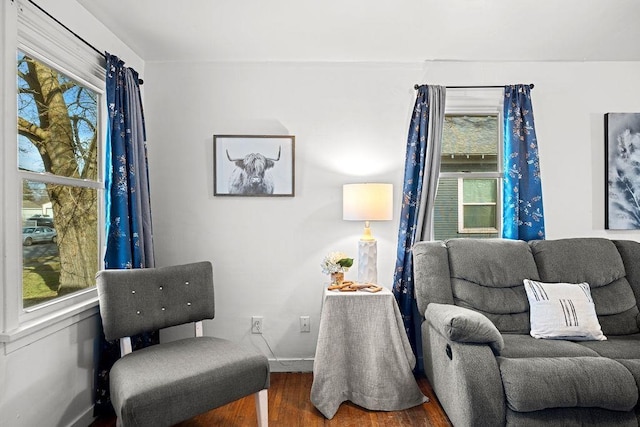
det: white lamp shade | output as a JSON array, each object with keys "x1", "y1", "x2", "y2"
[{"x1": 343, "y1": 183, "x2": 393, "y2": 221}]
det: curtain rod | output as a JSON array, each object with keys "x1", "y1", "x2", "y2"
[
  {"x1": 413, "y1": 84, "x2": 534, "y2": 90},
  {"x1": 27, "y1": 0, "x2": 144, "y2": 84}
]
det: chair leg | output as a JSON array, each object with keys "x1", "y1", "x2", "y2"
[{"x1": 255, "y1": 389, "x2": 268, "y2": 427}]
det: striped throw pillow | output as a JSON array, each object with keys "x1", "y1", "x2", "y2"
[{"x1": 523, "y1": 280, "x2": 606, "y2": 341}]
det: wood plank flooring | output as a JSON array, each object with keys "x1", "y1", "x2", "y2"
[{"x1": 91, "y1": 372, "x2": 452, "y2": 427}]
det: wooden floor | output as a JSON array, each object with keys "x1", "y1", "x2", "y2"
[{"x1": 91, "y1": 372, "x2": 452, "y2": 427}]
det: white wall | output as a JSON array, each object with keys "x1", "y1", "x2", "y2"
[
  {"x1": 146, "y1": 62, "x2": 418, "y2": 367},
  {"x1": 1, "y1": 314, "x2": 101, "y2": 426},
  {"x1": 0, "y1": 1, "x2": 143, "y2": 426},
  {"x1": 144, "y1": 59, "x2": 640, "y2": 369}
]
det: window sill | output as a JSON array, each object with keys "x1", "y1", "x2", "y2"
[{"x1": 0, "y1": 296, "x2": 100, "y2": 354}]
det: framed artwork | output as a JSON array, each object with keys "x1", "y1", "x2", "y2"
[
  {"x1": 605, "y1": 113, "x2": 640, "y2": 229},
  {"x1": 213, "y1": 135, "x2": 295, "y2": 197}
]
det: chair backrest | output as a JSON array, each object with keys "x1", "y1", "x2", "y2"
[{"x1": 96, "y1": 261, "x2": 215, "y2": 341}]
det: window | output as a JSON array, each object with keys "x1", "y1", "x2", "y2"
[
  {"x1": 459, "y1": 178, "x2": 498, "y2": 233},
  {"x1": 18, "y1": 51, "x2": 100, "y2": 309},
  {"x1": 433, "y1": 91, "x2": 503, "y2": 240},
  {"x1": 1, "y1": 0, "x2": 106, "y2": 347}
]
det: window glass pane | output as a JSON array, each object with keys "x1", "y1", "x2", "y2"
[
  {"x1": 463, "y1": 205, "x2": 496, "y2": 229},
  {"x1": 463, "y1": 179, "x2": 497, "y2": 203},
  {"x1": 18, "y1": 50, "x2": 100, "y2": 310},
  {"x1": 17, "y1": 50, "x2": 98, "y2": 179},
  {"x1": 22, "y1": 180, "x2": 98, "y2": 308},
  {"x1": 441, "y1": 115, "x2": 498, "y2": 172}
]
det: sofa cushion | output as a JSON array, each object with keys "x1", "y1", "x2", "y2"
[
  {"x1": 615, "y1": 359, "x2": 640, "y2": 392},
  {"x1": 523, "y1": 280, "x2": 606, "y2": 341},
  {"x1": 446, "y1": 239, "x2": 539, "y2": 334},
  {"x1": 529, "y1": 238, "x2": 640, "y2": 335},
  {"x1": 501, "y1": 334, "x2": 599, "y2": 358},
  {"x1": 613, "y1": 240, "x2": 640, "y2": 305},
  {"x1": 576, "y1": 334, "x2": 640, "y2": 359},
  {"x1": 498, "y1": 356, "x2": 638, "y2": 412},
  {"x1": 506, "y1": 407, "x2": 639, "y2": 427}
]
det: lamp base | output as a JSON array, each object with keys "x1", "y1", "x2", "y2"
[{"x1": 358, "y1": 240, "x2": 377, "y2": 284}]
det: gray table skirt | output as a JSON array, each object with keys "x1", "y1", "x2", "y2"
[{"x1": 311, "y1": 288, "x2": 428, "y2": 419}]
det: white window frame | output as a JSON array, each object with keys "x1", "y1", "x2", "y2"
[
  {"x1": 439, "y1": 88, "x2": 504, "y2": 236},
  {"x1": 0, "y1": 0, "x2": 106, "y2": 353},
  {"x1": 457, "y1": 177, "x2": 499, "y2": 234}
]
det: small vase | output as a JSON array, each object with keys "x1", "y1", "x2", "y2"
[{"x1": 330, "y1": 272, "x2": 344, "y2": 285}]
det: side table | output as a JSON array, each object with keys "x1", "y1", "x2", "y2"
[{"x1": 310, "y1": 287, "x2": 427, "y2": 419}]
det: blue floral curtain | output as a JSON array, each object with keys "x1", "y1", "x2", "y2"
[
  {"x1": 104, "y1": 55, "x2": 155, "y2": 268},
  {"x1": 393, "y1": 85, "x2": 446, "y2": 361},
  {"x1": 502, "y1": 84, "x2": 545, "y2": 241},
  {"x1": 94, "y1": 53, "x2": 156, "y2": 416}
]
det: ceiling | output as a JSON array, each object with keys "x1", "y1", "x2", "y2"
[{"x1": 77, "y1": 0, "x2": 640, "y2": 63}]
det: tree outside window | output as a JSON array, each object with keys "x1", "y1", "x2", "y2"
[{"x1": 17, "y1": 50, "x2": 100, "y2": 308}]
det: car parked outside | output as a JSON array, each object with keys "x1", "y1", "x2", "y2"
[
  {"x1": 22, "y1": 226, "x2": 57, "y2": 246},
  {"x1": 26, "y1": 215, "x2": 54, "y2": 227}
]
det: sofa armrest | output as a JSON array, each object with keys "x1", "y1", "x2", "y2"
[
  {"x1": 426, "y1": 303, "x2": 504, "y2": 355},
  {"x1": 422, "y1": 304, "x2": 506, "y2": 426}
]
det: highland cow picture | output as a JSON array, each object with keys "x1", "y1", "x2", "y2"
[
  {"x1": 605, "y1": 113, "x2": 640, "y2": 229},
  {"x1": 214, "y1": 135, "x2": 295, "y2": 197}
]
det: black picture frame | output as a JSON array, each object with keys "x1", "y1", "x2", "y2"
[
  {"x1": 213, "y1": 135, "x2": 295, "y2": 197},
  {"x1": 605, "y1": 113, "x2": 640, "y2": 230}
]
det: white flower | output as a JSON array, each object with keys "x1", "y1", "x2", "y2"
[{"x1": 320, "y1": 251, "x2": 353, "y2": 274}]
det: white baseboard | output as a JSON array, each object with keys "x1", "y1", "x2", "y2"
[
  {"x1": 268, "y1": 358, "x2": 314, "y2": 372},
  {"x1": 68, "y1": 406, "x2": 95, "y2": 427}
]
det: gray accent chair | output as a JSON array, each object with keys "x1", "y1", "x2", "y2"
[
  {"x1": 413, "y1": 238, "x2": 640, "y2": 427},
  {"x1": 96, "y1": 261, "x2": 270, "y2": 427}
]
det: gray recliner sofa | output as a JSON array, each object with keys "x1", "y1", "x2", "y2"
[{"x1": 413, "y1": 237, "x2": 640, "y2": 426}]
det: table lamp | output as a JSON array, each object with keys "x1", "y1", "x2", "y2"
[{"x1": 343, "y1": 183, "x2": 393, "y2": 284}]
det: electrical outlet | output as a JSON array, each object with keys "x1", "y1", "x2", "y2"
[
  {"x1": 251, "y1": 316, "x2": 263, "y2": 334},
  {"x1": 300, "y1": 316, "x2": 310, "y2": 333}
]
